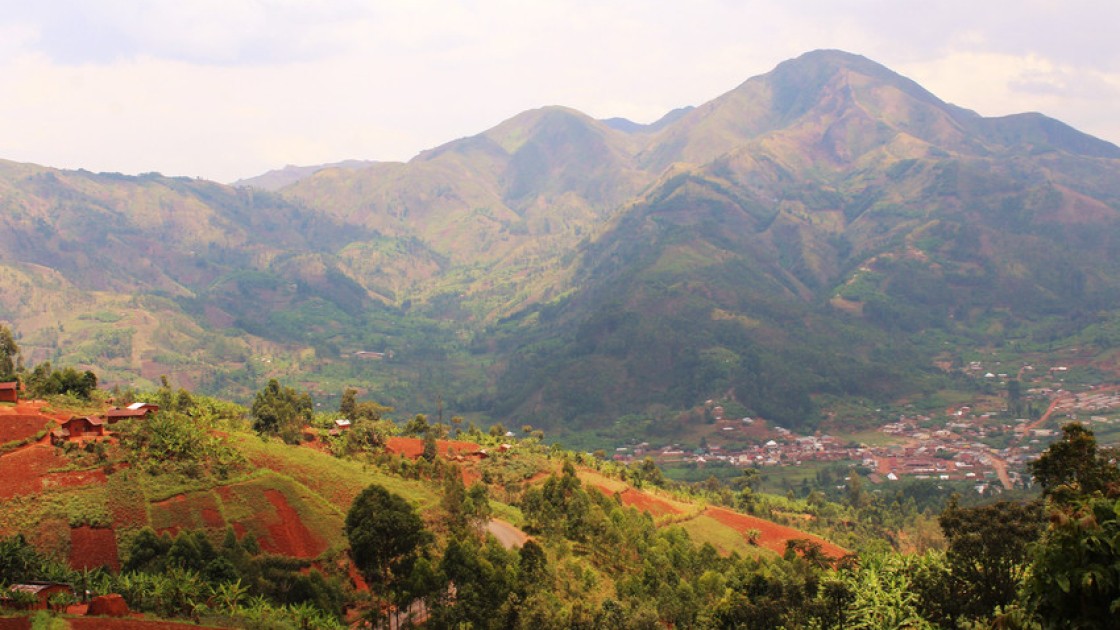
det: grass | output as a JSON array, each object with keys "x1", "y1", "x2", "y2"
[
  {"x1": 833, "y1": 429, "x2": 904, "y2": 447},
  {"x1": 676, "y1": 515, "x2": 773, "y2": 559},
  {"x1": 149, "y1": 489, "x2": 225, "y2": 534},
  {"x1": 229, "y1": 432, "x2": 441, "y2": 510},
  {"x1": 214, "y1": 469, "x2": 353, "y2": 557}
]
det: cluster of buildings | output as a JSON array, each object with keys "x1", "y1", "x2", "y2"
[{"x1": 48, "y1": 402, "x2": 159, "y2": 444}]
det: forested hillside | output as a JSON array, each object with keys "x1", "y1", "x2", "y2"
[
  {"x1": 1, "y1": 352, "x2": 1117, "y2": 628},
  {"x1": 2, "y1": 50, "x2": 1120, "y2": 442}
]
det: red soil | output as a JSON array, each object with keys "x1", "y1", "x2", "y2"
[
  {"x1": 69, "y1": 619, "x2": 225, "y2": 629},
  {"x1": 151, "y1": 492, "x2": 226, "y2": 537},
  {"x1": 259, "y1": 489, "x2": 325, "y2": 559},
  {"x1": 88, "y1": 593, "x2": 129, "y2": 617},
  {"x1": 69, "y1": 525, "x2": 121, "y2": 572},
  {"x1": 200, "y1": 507, "x2": 223, "y2": 528},
  {"x1": 617, "y1": 488, "x2": 683, "y2": 517},
  {"x1": 0, "y1": 619, "x2": 30, "y2": 630},
  {"x1": 594, "y1": 485, "x2": 683, "y2": 517},
  {"x1": 704, "y1": 505, "x2": 848, "y2": 559},
  {"x1": 0, "y1": 445, "x2": 105, "y2": 499},
  {"x1": 0, "y1": 414, "x2": 52, "y2": 444},
  {"x1": 385, "y1": 437, "x2": 482, "y2": 459}
]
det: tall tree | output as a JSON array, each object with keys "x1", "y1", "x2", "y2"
[
  {"x1": 250, "y1": 379, "x2": 312, "y2": 442},
  {"x1": 345, "y1": 484, "x2": 432, "y2": 591},
  {"x1": 1029, "y1": 423, "x2": 1120, "y2": 499},
  {"x1": 0, "y1": 324, "x2": 19, "y2": 381},
  {"x1": 937, "y1": 497, "x2": 1044, "y2": 621}
]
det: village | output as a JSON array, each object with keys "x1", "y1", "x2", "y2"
[{"x1": 611, "y1": 361, "x2": 1120, "y2": 494}]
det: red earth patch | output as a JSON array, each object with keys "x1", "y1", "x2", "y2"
[
  {"x1": 0, "y1": 445, "x2": 105, "y2": 499},
  {"x1": 615, "y1": 488, "x2": 683, "y2": 518},
  {"x1": 385, "y1": 437, "x2": 482, "y2": 459},
  {"x1": 0, "y1": 414, "x2": 52, "y2": 444},
  {"x1": 68, "y1": 618, "x2": 225, "y2": 629},
  {"x1": 259, "y1": 489, "x2": 325, "y2": 559},
  {"x1": 704, "y1": 505, "x2": 848, "y2": 559},
  {"x1": 69, "y1": 525, "x2": 121, "y2": 573},
  {"x1": 150, "y1": 492, "x2": 226, "y2": 538}
]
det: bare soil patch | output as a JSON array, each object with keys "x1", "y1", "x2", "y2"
[
  {"x1": 0, "y1": 445, "x2": 66, "y2": 499},
  {"x1": 70, "y1": 525, "x2": 121, "y2": 572},
  {"x1": 704, "y1": 506, "x2": 848, "y2": 559},
  {"x1": 150, "y1": 492, "x2": 225, "y2": 537},
  {"x1": 617, "y1": 488, "x2": 684, "y2": 517},
  {"x1": 385, "y1": 437, "x2": 482, "y2": 459},
  {"x1": 0, "y1": 414, "x2": 52, "y2": 444},
  {"x1": 260, "y1": 489, "x2": 325, "y2": 559},
  {"x1": 69, "y1": 618, "x2": 225, "y2": 629}
]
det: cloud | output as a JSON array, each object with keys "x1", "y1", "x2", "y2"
[
  {"x1": 896, "y1": 51, "x2": 1120, "y2": 146},
  {"x1": 0, "y1": 1, "x2": 1117, "y2": 181}
]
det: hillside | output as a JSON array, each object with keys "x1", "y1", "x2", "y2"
[
  {"x1": 0, "y1": 387, "x2": 864, "y2": 627},
  {"x1": 1, "y1": 50, "x2": 1119, "y2": 441}
]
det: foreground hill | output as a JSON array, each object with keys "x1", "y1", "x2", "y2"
[
  {"x1": 1, "y1": 50, "x2": 1119, "y2": 437},
  {"x1": 0, "y1": 390, "x2": 860, "y2": 627}
]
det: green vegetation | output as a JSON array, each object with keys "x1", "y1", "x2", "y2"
[
  {"x1": 250, "y1": 379, "x2": 313, "y2": 444},
  {"x1": 0, "y1": 369, "x2": 1118, "y2": 628}
]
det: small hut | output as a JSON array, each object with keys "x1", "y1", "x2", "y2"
[{"x1": 0, "y1": 381, "x2": 18, "y2": 404}]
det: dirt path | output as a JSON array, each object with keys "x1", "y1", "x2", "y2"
[
  {"x1": 486, "y1": 519, "x2": 528, "y2": 549},
  {"x1": 988, "y1": 455, "x2": 1014, "y2": 490},
  {"x1": 1019, "y1": 396, "x2": 1064, "y2": 436}
]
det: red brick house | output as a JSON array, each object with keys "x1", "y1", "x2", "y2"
[
  {"x1": 0, "y1": 381, "x2": 18, "y2": 404},
  {"x1": 52, "y1": 416, "x2": 106, "y2": 444},
  {"x1": 105, "y1": 402, "x2": 159, "y2": 423},
  {"x1": 5, "y1": 582, "x2": 74, "y2": 610}
]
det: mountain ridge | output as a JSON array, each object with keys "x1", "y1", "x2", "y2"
[{"x1": 2, "y1": 50, "x2": 1119, "y2": 439}]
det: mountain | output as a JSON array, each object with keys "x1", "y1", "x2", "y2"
[
  {"x1": 486, "y1": 50, "x2": 1120, "y2": 431},
  {"x1": 1, "y1": 50, "x2": 1119, "y2": 440},
  {"x1": 231, "y1": 159, "x2": 378, "y2": 190}
]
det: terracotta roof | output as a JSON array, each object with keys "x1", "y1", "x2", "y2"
[
  {"x1": 106, "y1": 408, "x2": 150, "y2": 418},
  {"x1": 64, "y1": 416, "x2": 104, "y2": 426},
  {"x1": 0, "y1": 381, "x2": 17, "y2": 390},
  {"x1": 9, "y1": 582, "x2": 73, "y2": 595}
]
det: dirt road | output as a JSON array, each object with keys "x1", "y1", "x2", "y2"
[{"x1": 486, "y1": 519, "x2": 529, "y2": 549}]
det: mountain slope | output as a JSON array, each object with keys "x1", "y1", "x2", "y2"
[
  {"x1": 485, "y1": 50, "x2": 1120, "y2": 432},
  {"x1": 2, "y1": 50, "x2": 1119, "y2": 438}
]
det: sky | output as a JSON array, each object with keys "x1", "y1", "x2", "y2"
[{"x1": 0, "y1": 0, "x2": 1117, "y2": 183}]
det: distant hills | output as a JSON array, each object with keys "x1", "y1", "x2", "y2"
[
  {"x1": 2, "y1": 50, "x2": 1119, "y2": 439},
  {"x1": 232, "y1": 159, "x2": 378, "y2": 190}
]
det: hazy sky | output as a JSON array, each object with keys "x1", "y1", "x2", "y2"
[{"x1": 1, "y1": 1, "x2": 1117, "y2": 182}]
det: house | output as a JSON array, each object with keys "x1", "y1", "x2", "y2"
[
  {"x1": 5, "y1": 582, "x2": 74, "y2": 610},
  {"x1": 52, "y1": 416, "x2": 106, "y2": 443},
  {"x1": 0, "y1": 381, "x2": 17, "y2": 404},
  {"x1": 327, "y1": 418, "x2": 352, "y2": 437},
  {"x1": 105, "y1": 402, "x2": 159, "y2": 423}
]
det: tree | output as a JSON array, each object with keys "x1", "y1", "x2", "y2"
[
  {"x1": 0, "y1": 324, "x2": 19, "y2": 380},
  {"x1": 339, "y1": 388, "x2": 358, "y2": 418},
  {"x1": 23, "y1": 362, "x2": 98, "y2": 399},
  {"x1": 1027, "y1": 495, "x2": 1120, "y2": 628},
  {"x1": 403, "y1": 413, "x2": 429, "y2": 436},
  {"x1": 1007, "y1": 379, "x2": 1023, "y2": 416},
  {"x1": 421, "y1": 430, "x2": 438, "y2": 462},
  {"x1": 250, "y1": 379, "x2": 312, "y2": 442},
  {"x1": 1026, "y1": 427, "x2": 1120, "y2": 628},
  {"x1": 937, "y1": 497, "x2": 1044, "y2": 621},
  {"x1": 339, "y1": 387, "x2": 392, "y2": 423},
  {"x1": 345, "y1": 484, "x2": 432, "y2": 590},
  {"x1": 1029, "y1": 423, "x2": 1120, "y2": 500}
]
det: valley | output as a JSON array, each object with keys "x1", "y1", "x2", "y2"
[{"x1": 1, "y1": 51, "x2": 1119, "y2": 454}]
